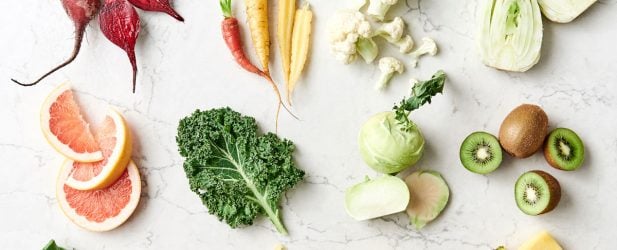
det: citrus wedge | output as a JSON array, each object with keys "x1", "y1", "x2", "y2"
[
  {"x1": 57, "y1": 160, "x2": 141, "y2": 232},
  {"x1": 41, "y1": 84, "x2": 103, "y2": 162},
  {"x1": 64, "y1": 108, "x2": 132, "y2": 190}
]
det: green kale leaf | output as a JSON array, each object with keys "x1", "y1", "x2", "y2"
[
  {"x1": 176, "y1": 107, "x2": 304, "y2": 235},
  {"x1": 42, "y1": 240, "x2": 66, "y2": 250}
]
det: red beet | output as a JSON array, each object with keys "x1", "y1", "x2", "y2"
[
  {"x1": 128, "y1": 0, "x2": 184, "y2": 21},
  {"x1": 12, "y1": 0, "x2": 100, "y2": 86},
  {"x1": 99, "y1": 0, "x2": 141, "y2": 93}
]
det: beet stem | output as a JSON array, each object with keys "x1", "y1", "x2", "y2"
[{"x1": 12, "y1": 25, "x2": 85, "y2": 87}]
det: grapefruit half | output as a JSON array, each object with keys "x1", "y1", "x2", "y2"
[
  {"x1": 57, "y1": 160, "x2": 141, "y2": 232},
  {"x1": 41, "y1": 84, "x2": 103, "y2": 162},
  {"x1": 64, "y1": 108, "x2": 132, "y2": 190}
]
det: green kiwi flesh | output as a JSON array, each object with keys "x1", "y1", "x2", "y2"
[
  {"x1": 460, "y1": 132, "x2": 503, "y2": 174},
  {"x1": 515, "y1": 170, "x2": 561, "y2": 215},
  {"x1": 544, "y1": 128, "x2": 584, "y2": 171}
]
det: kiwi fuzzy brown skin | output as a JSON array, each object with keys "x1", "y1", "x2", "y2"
[
  {"x1": 531, "y1": 170, "x2": 562, "y2": 215},
  {"x1": 499, "y1": 104, "x2": 548, "y2": 158}
]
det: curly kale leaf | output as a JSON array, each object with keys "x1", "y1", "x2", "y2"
[
  {"x1": 393, "y1": 70, "x2": 446, "y2": 131},
  {"x1": 176, "y1": 107, "x2": 304, "y2": 235}
]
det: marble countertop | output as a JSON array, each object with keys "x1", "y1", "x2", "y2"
[{"x1": 1, "y1": 0, "x2": 616, "y2": 249}]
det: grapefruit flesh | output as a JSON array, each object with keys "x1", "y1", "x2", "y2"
[
  {"x1": 41, "y1": 84, "x2": 102, "y2": 162},
  {"x1": 65, "y1": 108, "x2": 132, "y2": 190},
  {"x1": 57, "y1": 160, "x2": 141, "y2": 232}
]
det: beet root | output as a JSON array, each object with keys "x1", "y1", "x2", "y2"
[
  {"x1": 12, "y1": 0, "x2": 101, "y2": 86},
  {"x1": 99, "y1": 0, "x2": 141, "y2": 93},
  {"x1": 128, "y1": 0, "x2": 184, "y2": 21}
]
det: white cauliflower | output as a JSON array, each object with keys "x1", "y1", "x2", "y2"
[
  {"x1": 328, "y1": 10, "x2": 377, "y2": 64},
  {"x1": 367, "y1": 0, "x2": 399, "y2": 21},
  {"x1": 409, "y1": 37, "x2": 437, "y2": 67},
  {"x1": 376, "y1": 57, "x2": 404, "y2": 90},
  {"x1": 375, "y1": 17, "x2": 405, "y2": 42},
  {"x1": 393, "y1": 35, "x2": 414, "y2": 53}
]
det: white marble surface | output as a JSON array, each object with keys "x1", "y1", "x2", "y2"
[{"x1": 1, "y1": 0, "x2": 617, "y2": 249}]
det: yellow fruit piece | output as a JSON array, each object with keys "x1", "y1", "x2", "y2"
[
  {"x1": 518, "y1": 231, "x2": 563, "y2": 250},
  {"x1": 277, "y1": 0, "x2": 296, "y2": 85},
  {"x1": 288, "y1": 3, "x2": 313, "y2": 104}
]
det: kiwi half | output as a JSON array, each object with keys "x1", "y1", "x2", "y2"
[
  {"x1": 515, "y1": 170, "x2": 561, "y2": 215},
  {"x1": 544, "y1": 128, "x2": 584, "y2": 171},
  {"x1": 460, "y1": 132, "x2": 503, "y2": 174}
]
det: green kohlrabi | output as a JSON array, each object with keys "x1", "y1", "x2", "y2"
[
  {"x1": 358, "y1": 71, "x2": 447, "y2": 174},
  {"x1": 477, "y1": 0, "x2": 543, "y2": 72}
]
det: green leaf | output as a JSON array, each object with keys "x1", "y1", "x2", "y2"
[
  {"x1": 393, "y1": 70, "x2": 446, "y2": 130},
  {"x1": 42, "y1": 240, "x2": 66, "y2": 250},
  {"x1": 176, "y1": 108, "x2": 304, "y2": 235}
]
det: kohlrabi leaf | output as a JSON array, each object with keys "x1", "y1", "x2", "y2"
[
  {"x1": 393, "y1": 70, "x2": 446, "y2": 130},
  {"x1": 477, "y1": 0, "x2": 543, "y2": 72}
]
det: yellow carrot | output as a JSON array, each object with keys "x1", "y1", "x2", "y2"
[
  {"x1": 288, "y1": 3, "x2": 312, "y2": 104},
  {"x1": 277, "y1": 0, "x2": 296, "y2": 85},
  {"x1": 245, "y1": 0, "x2": 271, "y2": 74}
]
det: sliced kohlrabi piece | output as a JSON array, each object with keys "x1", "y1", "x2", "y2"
[
  {"x1": 477, "y1": 0, "x2": 543, "y2": 72},
  {"x1": 405, "y1": 170, "x2": 450, "y2": 229},
  {"x1": 538, "y1": 0, "x2": 596, "y2": 23},
  {"x1": 345, "y1": 175, "x2": 409, "y2": 220}
]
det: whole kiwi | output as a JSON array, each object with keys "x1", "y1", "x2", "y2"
[{"x1": 499, "y1": 104, "x2": 548, "y2": 158}]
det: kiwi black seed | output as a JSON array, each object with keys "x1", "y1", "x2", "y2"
[
  {"x1": 515, "y1": 170, "x2": 561, "y2": 215},
  {"x1": 460, "y1": 132, "x2": 503, "y2": 174},
  {"x1": 544, "y1": 128, "x2": 585, "y2": 171}
]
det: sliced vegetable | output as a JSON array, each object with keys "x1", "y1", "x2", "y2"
[
  {"x1": 345, "y1": 175, "x2": 409, "y2": 220},
  {"x1": 404, "y1": 170, "x2": 450, "y2": 229},
  {"x1": 277, "y1": 0, "x2": 296, "y2": 86},
  {"x1": 477, "y1": 0, "x2": 543, "y2": 72},
  {"x1": 537, "y1": 0, "x2": 596, "y2": 23},
  {"x1": 288, "y1": 3, "x2": 313, "y2": 104}
]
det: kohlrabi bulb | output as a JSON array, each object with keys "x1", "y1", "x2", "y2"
[{"x1": 358, "y1": 111, "x2": 424, "y2": 174}]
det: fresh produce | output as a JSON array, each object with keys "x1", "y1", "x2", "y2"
[
  {"x1": 359, "y1": 70, "x2": 446, "y2": 174},
  {"x1": 43, "y1": 240, "x2": 66, "y2": 250},
  {"x1": 64, "y1": 108, "x2": 132, "y2": 190},
  {"x1": 277, "y1": 0, "x2": 296, "y2": 86},
  {"x1": 515, "y1": 170, "x2": 561, "y2": 215},
  {"x1": 219, "y1": 0, "x2": 294, "y2": 128},
  {"x1": 128, "y1": 0, "x2": 184, "y2": 21},
  {"x1": 408, "y1": 37, "x2": 437, "y2": 68},
  {"x1": 245, "y1": 0, "x2": 272, "y2": 74},
  {"x1": 328, "y1": 10, "x2": 377, "y2": 64},
  {"x1": 287, "y1": 3, "x2": 313, "y2": 104},
  {"x1": 544, "y1": 128, "x2": 584, "y2": 171},
  {"x1": 366, "y1": 0, "x2": 398, "y2": 21},
  {"x1": 344, "y1": 175, "x2": 409, "y2": 220},
  {"x1": 99, "y1": 0, "x2": 141, "y2": 93},
  {"x1": 499, "y1": 104, "x2": 548, "y2": 158},
  {"x1": 405, "y1": 170, "x2": 449, "y2": 229},
  {"x1": 375, "y1": 17, "x2": 405, "y2": 43},
  {"x1": 176, "y1": 108, "x2": 304, "y2": 235},
  {"x1": 40, "y1": 84, "x2": 102, "y2": 162},
  {"x1": 460, "y1": 131, "x2": 503, "y2": 174},
  {"x1": 518, "y1": 231, "x2": 563, "y2": 250},
  {"x1": 11, "y1": 0, "x2": 100, "y2": 87},
  {"x1": 477, "y1": 0, "x2": 543, "y2": 72},
  {"x1": 376, "y1": 57, "x2": 404, "y2": 90},
  {"x1": 57, "y1": 160, "x2": 141, "y2": 231},
  {"x1": 537, "y1": 0, "x2": 596, "y2": 23}
]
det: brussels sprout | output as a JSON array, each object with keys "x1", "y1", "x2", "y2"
[{"x1": 358, "y1": 111, "x2": 425, "y2": 174}]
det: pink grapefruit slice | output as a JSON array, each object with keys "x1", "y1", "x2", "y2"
[
  {"x1": 41, "y1": 84, "x2": 103, "y2": 162},
  {"x1": 64, "y1": 108, "x2": 132, "y2": 190},
  {"x1": 57, "y1": 160, "x2": 141, "y2": 232}
]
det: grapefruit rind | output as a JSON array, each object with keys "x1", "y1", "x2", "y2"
[
  {"x1": 40, "y1": 84, "x2": 103, "y2": 162},
  {"x1": 56, "y1": 160, "x2": 141, "y2": 232},
  {"x1": 64, "y1": 108, "x2": 132, "y2": 190}
]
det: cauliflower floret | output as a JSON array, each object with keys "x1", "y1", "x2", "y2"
[
  {"x1": 367, "y1": 0, "x2": 399, "y2": 21},
  {"x1": 376, "y1": 57, "x2": 404, "y2": 90},
  {"x1": 375, "y1": 17, "x2": 405, "y2": 42},
  {"x1": 393, "y1": 35, "x2": 414, "y2": 53},
  {"x1": 328, "y1": 10, "x2": 377, "y2": 64},
  {"x1": 409, "y1": 37, "x2": 437, "y2": 67}
]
